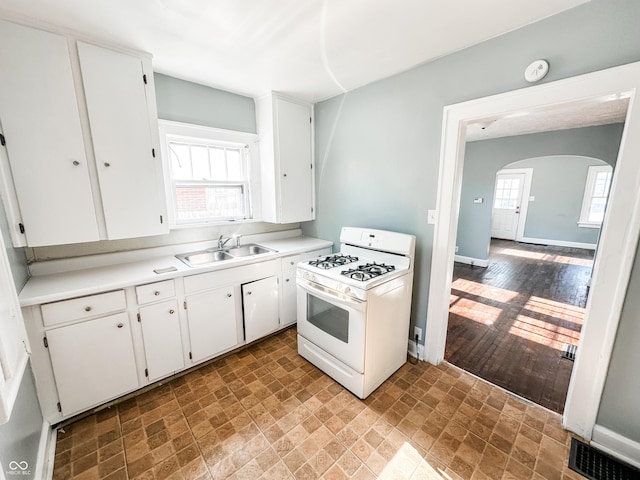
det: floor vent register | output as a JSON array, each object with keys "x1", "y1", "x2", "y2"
[
  {"x1": 561, "y1": 343, "x2": 578, "y2": 361},
  {"x1": 569, "y1": 438, "x2": 640, "y2": 480}
]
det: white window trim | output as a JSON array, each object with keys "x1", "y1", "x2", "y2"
[
  {"x1": 578, "y1": 164, "x2": 612, "y2": 228},
  {"x1": 158, "y1": 120, "x2": 261, "y2": 228}
]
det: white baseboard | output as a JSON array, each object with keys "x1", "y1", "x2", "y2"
[
  {"x1": 38, "y1": 422, "x2": 56, "y2": 480},
  {"x1": 453, "y1": 255, "x2": 489, "y2": 268},
  {"x1": 591, "y1": 424, "x2": 640, "y2": 469},
  {"x1": 408, "y1": 339, "x2": 425, "y2": 362},
  {"x1": 517, "y1": 236, "x2": 597, "y2": 250}
]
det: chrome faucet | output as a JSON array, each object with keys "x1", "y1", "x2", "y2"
[{"x1": 218, "y1": 234, "x2": 231, "y2": 250}]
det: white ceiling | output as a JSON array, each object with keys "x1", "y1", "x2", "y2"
[
  {"x1": 0, "y1": 0, "x2": 589, "y2": 103},
  {"x1": 466, "y1": 94, "x2": 630, "y2": 142}
]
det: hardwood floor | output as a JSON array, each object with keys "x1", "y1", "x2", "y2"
[{"x1": 445, "y1": 239, "x2": 594, "y2": 414}]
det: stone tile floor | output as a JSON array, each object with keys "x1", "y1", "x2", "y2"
[{"x1": 52, "y1": 327, "x2": 584, "y2": 479}]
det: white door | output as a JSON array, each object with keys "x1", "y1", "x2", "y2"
[
  {"x1": 491, "y1": 172, "x2": 525, "y2": 240},
  {"x1": 46, "y1": 312, "x2": 139, "y2": 416},
  {"x1": 139, "y1": 300, "x2": 184, "y2": 381},
  {"x1": 0, "y1": 21, "x2": 100, "y2": 246},
  {"x1": 185, "y1": 286, "x2": 238, "y2": 363},
  {"x1": 77, "y1": 42, "x2": 168, "y2": 240},
  {"x1": 243, "y1": 276, "x2": 279, "y2": 342}
]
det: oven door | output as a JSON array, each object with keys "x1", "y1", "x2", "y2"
[{"x1": 296, "y1": 278, "x2": 366, "y2": 372}]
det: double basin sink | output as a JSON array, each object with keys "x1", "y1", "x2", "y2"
[{"x1": 176, "y1": 244, "x2": 276, "y2": 268}]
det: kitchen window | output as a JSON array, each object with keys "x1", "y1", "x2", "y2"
[
  {"x1": 158, "y1": 121, "x2": 260, "y2": 226},
  {"x1": 578, "y1": 164, "x2": 613, "y2": 228}
]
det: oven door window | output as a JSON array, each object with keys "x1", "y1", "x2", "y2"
[{"x1": 307, "y1": 294, "x2": 349, "y2": 343}]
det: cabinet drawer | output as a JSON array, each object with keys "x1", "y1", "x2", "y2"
[
  {"x1": 281, "y1": 254, "x2": 301, "y2": 270},
  {"x1": 136, "y1": 280, "x2": 175, "y2": 305},
  {"x1": 41, "y1": 290, "x2": 126, "y2": 327}
]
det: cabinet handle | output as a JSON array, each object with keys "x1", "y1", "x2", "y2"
[
  {"x1": 117, "y1": 323, "x2": 124, "y2": 328},
  {"x1": 169, "y1": 309, "x2": 175, "y2": 314},
  {"x1": 227, "y1": 293, "x2": 232, "y2": 298},
  {"x1": 154, "y1": 291, "x2": 160, "y2": 296},
  {"x1": 246, "y1": 291, "x2": 252, "y2": 295},
  {"x1": 104, "y1": 162, "x2": 111, "y2": 167},
  {"x1": 290, "y1": 261, "x2": 295, "y2": 265},
  {"x1": 283, "y1": 173, "x2": 287, "y2": 177},
  {"x1": 285, "y1": 278, "x2": 290, "y2": 282},
  {"x1": 72, "y1": 160, "x2": 80, "y2": 166},
  {"x1": 84, "y1": 306, "x2": 92, "y2": 312}
]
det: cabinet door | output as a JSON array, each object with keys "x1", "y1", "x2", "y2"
[
  {"x1": 274, "y1": 98, "x2": 314, "y2": 223},
  {"x1": 77, "y1": 41, "x2": 167, "y2": 240},
  {"x1": 185, "y1": 286, "x2": 238, "y2": 363},
  {"x1": 280, "y1": 270, "x2": 297, "y2": 327},
  {"x1": 139, "y1": 300, "x2": 184, "y2": 381},
  {"x1": 46, "y1": 312, "x2": 138, "y2": 416},
  {"x1": 0, "y1": 21, "x2": 99, "y2": 246},
  {"x1": 243, "y1": 276, "x2": 279, "y2": 343}
]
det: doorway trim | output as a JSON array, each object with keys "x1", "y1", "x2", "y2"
[{"x1": 425, "y1": 61, "x2": 640, "y2": 440}]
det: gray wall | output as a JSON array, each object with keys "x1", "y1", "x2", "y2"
[
  {"x1": 27, "y1": 74, "x2": 294, "y2": 261},
  {"x1": 597, "y1": 240, "x2": 640, "y2": 441},
  {"x1": 0, "y1": 366, "x2": 42, "y2": 478},
  {"x1": 154, "y1": 73, "x2": 257, "y2": 133},
  {"x1": 456, "y1": 125, "x2": 622, "y2": 260},
  {"x1": 304, "y1": 0, "x2": 640, "y2": 442}
]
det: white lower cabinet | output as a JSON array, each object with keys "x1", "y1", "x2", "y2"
[
  {"x1": 46, "y1": 312, "x2": 139, "y2": 416},
  {"x1": 185, "y1": 285, "x2": 239, "y2": 363},
  {"x1": 138, "y1": 299, "x2": 184, "y2": 381},
  {"x1": 243, "y1": 276, "x2": 279, "y2": 343}
]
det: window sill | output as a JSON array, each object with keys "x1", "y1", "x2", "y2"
[
  {"x1": 169, "y1": 218, "x2": 264, "y2": 230},
  {"x1": 577, "y1": 222, "x2": 601, "y2": 229}
]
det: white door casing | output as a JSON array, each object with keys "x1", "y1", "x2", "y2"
[{"x1": 425, "y1": 61, "x2": 640, "y2": 440}]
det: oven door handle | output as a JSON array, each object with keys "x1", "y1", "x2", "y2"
[{"x1": 297, "y1": 278, "x2": 365, "y2": 309}]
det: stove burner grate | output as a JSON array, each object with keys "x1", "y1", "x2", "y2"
[
  {"x1": 308, "y1": 254, "x2": 359, "y2": 270},
  {"x1": 341, "y1": 262, "x2": 396, "y2": 281}
]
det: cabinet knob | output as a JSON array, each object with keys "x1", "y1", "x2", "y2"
[
  {"x1": 283, "y1": 173, "x2": 287, "y2": 177},
  {"x1": 117, "y1": 323, "x2": 124, "y2": 328},
  {"x1": 84, "y1": 306, "x2": 92, "y2": 312},
  {"x1": 154, "y1": 291, "x2": 160, "y2": 296},
  {"x1": 285, "y1": 278, "x2": 290, "y2": 282},
  {"x1": 227, "y1": 293, "x2": 232, "y2": 298},
  {"x1": 104, "y1": 162, "x2": 111, "y2": 167},
  {"x1": 246, "y1": 291, "x2": 252, "y2": 295},
  {"x1": 290, "y1": 261, "x2": 294, "y2": 265},
  {"x1": 169, "y1": 309, "x2": 175, "y2": 315},
  {"x1": 72, "y1": 160, "x2": 80, "y2": 166}
]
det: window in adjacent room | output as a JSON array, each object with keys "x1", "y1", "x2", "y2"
[
  {"x1": 578, "y1": 164, "x2": 613, "y2": 228},
  {"x1": 158, "y1": 121, "x2": 259, "y2": 226}
]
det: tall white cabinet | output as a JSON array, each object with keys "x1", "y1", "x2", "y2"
[
  {"x1": 0, "y1": 20, "x2": 167, "y2": 247},
  {"x1": 257, "y1": 93, "x2": 315, "y2": 224}
]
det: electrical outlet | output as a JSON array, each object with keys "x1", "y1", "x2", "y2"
[
  {"x1": 455, "y1": 245, "x2": 459, "y2": 253},
  {"x1": 414, "y1": 326, "x2": 422, "y2": 341}
]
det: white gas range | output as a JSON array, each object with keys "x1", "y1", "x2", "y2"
[{"x1": 296, "y1": 227, "x2": 416, "y2": 399}]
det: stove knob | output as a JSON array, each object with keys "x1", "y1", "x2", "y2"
[
  {"x1": 311, "y1": 274, "x2": 317, "y2": 282},
  {"x1": 344, "y1": 287, "x2": 351, "y2": 295},
  {"x1": 303, "y1": 272, "x2": 309, "y2": 280}
]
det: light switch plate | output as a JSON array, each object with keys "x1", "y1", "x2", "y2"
[{"x1": 428, "y1": 210, "x2": 436, "y2": 224}]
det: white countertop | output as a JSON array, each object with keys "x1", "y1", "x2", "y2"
[{"x1": 19, "y1": 234, "x2": 332, "y2": 306}]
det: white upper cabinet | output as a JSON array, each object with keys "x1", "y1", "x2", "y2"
[
  {"x1": 257, "y1": 93, "x2": 315, "y2": 224},
  {"x1": 77, "y1": 42, "x2": 167, "y2": 239},
  {"x1": 0, "y1": 20, "x2": 168, "y2": 247},
  {"x1": 0, "y1": 20, "x2": 100, "y2": 246}
]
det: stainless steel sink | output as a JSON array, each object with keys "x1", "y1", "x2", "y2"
[
  {"x1": 176, "y1": 243, "x2": 275, "y2": 267},
  {"x1": 176, "y1": 250, "x2": 233, "y2": 267},
  {"x1": 224, "y1": 244, "x2": 274, "y2": 257}
]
